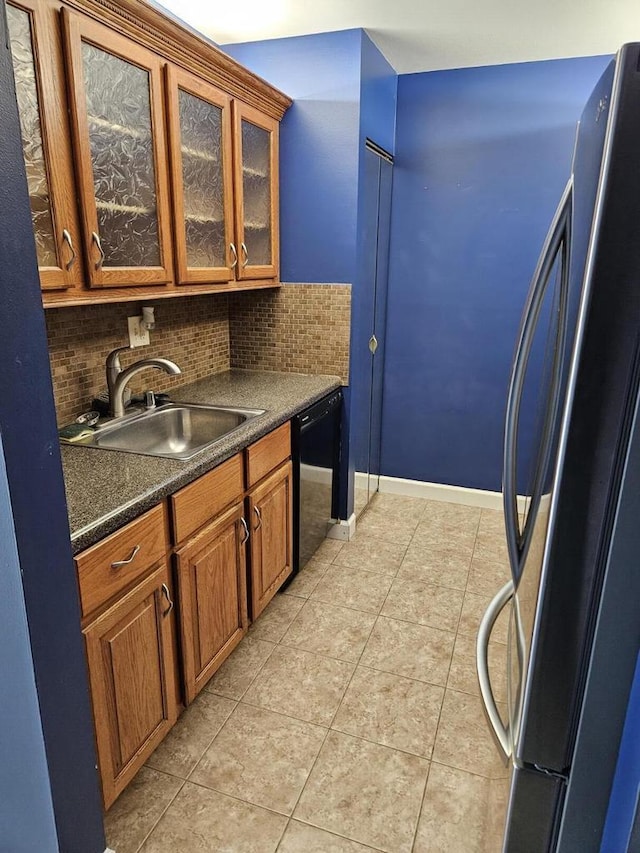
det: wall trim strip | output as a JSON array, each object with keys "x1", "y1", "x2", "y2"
[{"x1": 374, "y1": 473, "x2": 528, "y2": 512}]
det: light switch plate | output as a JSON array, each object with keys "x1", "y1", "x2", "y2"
[{"x1": 127, "y1": 316, "x2": 150, "y2": 348}]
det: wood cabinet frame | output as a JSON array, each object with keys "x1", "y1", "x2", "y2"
[
  {"x1": 62, "y1": 9, "x2": 174, "y2": 287},
  {"x1": 247, "y1": 460, "x2": 293, "y2": 620},
  {"x1": 77, "y1": 422, "x2": 294, "y2": 808},
  {"x1": 165, "y1": 65, "x2": 235, "y2": 286},
  {"x1": 83, "y1": 560, "x2": 178, "y2": 808},
  {"x1": 8, "y1": 0, "x2": 84, "y2": 290},
  {"x1": 174, "y1": 501, "x2": 248, "y2": 704},
  {"x1": 232, "y1": 101, "x2": 280, "y2": 281},
  {"x1": 7, "y1": 0, "x2": 291, "y2": 306}
]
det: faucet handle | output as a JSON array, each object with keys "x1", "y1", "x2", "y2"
[
  {"x1": 143, "y1": 390, "x2": 156, "y2": 410},
  {"x1": 106, "y1": 345, "x2": 132, "y2": 371}
]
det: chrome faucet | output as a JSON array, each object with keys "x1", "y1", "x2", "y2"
[{"x1": 105, "y1": 346, "x2": 182, "y2": 418}]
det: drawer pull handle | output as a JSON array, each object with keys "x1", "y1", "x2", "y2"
[
  {"x1": 253, "y1": 506, "x2": 262, "y2": 531},
  {"x1": 110, "y1": 544, "x2": 140, "y2": 569},
  {"x1": 240, "y1": 516, "x2": 250, "y2": 545},
  {"x1": 161, "y1": 583, "x2": 174, "y2": 616}
]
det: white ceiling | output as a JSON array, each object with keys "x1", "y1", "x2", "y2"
[{"x1": 155, "y1": 0, "x2": 640, "y2": 73}]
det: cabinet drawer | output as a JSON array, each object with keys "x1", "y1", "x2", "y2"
[
  {"x1": 171, "y1": 453, "x2": 244, "y2": 544},
  {"x1": 75, "y1": 503, "x2": 168, "y2": 619},
  {"x1": 245, "y1": 422, "x2": 291, "y2": 488}
]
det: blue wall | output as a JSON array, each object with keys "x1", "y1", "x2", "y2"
[
  {"x1": 346, "y1": 33, "x2": 398, "y2": 513},
  {"x1": 225, "y1": 29, "x2": 398, "y2": 518},
  {"x1": 0, "y1": 438, "x2": 59, "y2": 852},
  {"x1": 601, "y1": 651, "x2": 640, "y2": 852},
  {"x1": 225, "y1": 30, "x2": 362, "y2": 283},
  {"x1": 381, "y1": 56, "x2": 611, "y2": 491}
]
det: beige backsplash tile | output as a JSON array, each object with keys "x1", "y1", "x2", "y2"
[
  {"x1": 46, "y1": 295, "x2": 230, "y2": 425},
  {"x1": 46, "y1": 283, "x2": 351, "y2": 426},
  {"x1": 229, "y1": 283, "x2": 351, "y2": 383}
]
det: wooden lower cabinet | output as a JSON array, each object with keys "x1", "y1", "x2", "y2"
[
  {"x1": 83, "y1": 561, "x2": 178, "y2": 808},
  {"x1": 248, "y1": 460, "x2": 293, "y2": 620},
  {"x1": 175, "y1": 501, "x2": 248, "y2": 704},
  {"x1": 78, "y1": 423, "x2": 294, "y2": 807}
]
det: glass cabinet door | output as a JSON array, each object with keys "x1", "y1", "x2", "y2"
[
  {"x1": 62, "y1": 11, "x2": 172, "y2": 287},
  {"x1": 7, "y1": 0, "x2": 83, "y2": 291},
  {"x1": 166, "y1": 67, "x2": 234, "y2": 284},
  {"x1": 232, "y1": 102, "x2": 279, "y2": 281}
]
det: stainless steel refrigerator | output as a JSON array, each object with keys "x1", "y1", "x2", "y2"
[{"x1": 477, "y1": 43, "x2": 640, "y2": 852}]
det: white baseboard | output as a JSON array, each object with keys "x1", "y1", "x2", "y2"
[
  {"x1": 368, "y1": 474, "x2": 528, "y2": 513},
  {"x1": 327, "y1": 513, "x2": 356, "y2": 541}
]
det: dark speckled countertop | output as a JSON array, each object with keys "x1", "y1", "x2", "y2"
[{"x1": 62, "y1": 369, "x2": 341, "y2": 554}]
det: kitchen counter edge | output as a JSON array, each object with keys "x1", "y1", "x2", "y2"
[{"x1": 62, "y1": 370, "x2": 342, "y2": 555}]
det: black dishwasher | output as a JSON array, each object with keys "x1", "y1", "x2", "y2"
[{"x1": 290, "y1": 388, "x2": 342, "y2": 575}]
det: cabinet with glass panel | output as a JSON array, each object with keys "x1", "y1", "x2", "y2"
[
  {"x1": 232, "y1": 103, "x2": 279, "y2": 281},
  {"x1": 6, "y1": 0, "x2": 288, "y2": 303},
  {"x1": 62, "y1": 11, "x2": 174, "y2": 288},
  {"x1": 166, "y1": 68, "x2": 280, "y2": 286},
  {"x1": 6, "y1": 0, "x2": 84, "y2": 292}
]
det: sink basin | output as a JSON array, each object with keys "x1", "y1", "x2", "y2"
[{"x1": 88, "y1": 402, "x2": 266, "y2": 460}]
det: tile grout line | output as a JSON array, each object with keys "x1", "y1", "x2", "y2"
[
  {"x1": 135, "y1": 628, "x2": 292, "y2": 850},
  {"x1": 132, "y1": 776, "x2": 187, "y2": 853},
  {"x1": 436, "y1": 509, "x2": 482, "y2": 713},
  {"x1": 410, "y1": 760, "x2": 433, "y2": 853},
  {"x1": 408, "y1": 503, "x2": 483, "y2": 851},
  {"x1": 127, "y1": 499, "x2": 496, "y2": 853},
  {"x1": 279, "y1": 512, "x2": 416, "y2": 851},
  {"x1": 406, "y1": 498, "x2": 443, "y2": 853},
  {"x1": 288, "y1": 817, "x2": 387, "y2": 852}
]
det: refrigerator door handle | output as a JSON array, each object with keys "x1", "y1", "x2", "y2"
[
  {"x1": 503, "y1": 178, "x2": 573, "y2": 585},
  {"x1": 477, "y1": 579, "x2": 514, "y2": 762}
]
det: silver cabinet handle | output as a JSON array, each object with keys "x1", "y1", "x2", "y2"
[
  {"x1": 368, "y1": 334, "x2": 378, "y2": 355},
  {"x1": 253, "y1": 505, "x2": 262, "y2": 530},
  {"x1": 62, "y1": 229, "x2": 77, "y2": 270},
  {"x1": 110, "y1": 544, "x2": 140, "y2": 569},
  {"x1": 91, "y1": 231, "x2": 105, "y2": 270},
  {"x1": 230, "y1": 242, "x2": 238, "y2": 268},
  {"x1": 477, "y1": 580, "x2": 513, "y2": 763},
  {"x1": 240, "y1": 242, "x2": 249, "y2": 268},
  {"x1": 240, "y1": 516, "x2": 250, "y2": 545},
  {"x1": 161, "y1": 583, "x2": 174, "y2": 616}
]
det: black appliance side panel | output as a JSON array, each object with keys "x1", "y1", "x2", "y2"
[
  {"x1": 519, "y1": 43, "x2": 640, "y2": 772},
  {"x1": 291, "y1": 390, "x2": 342, "y2": 575},
  {"x1": 555, "y1": 378, "x2": 640, "y2": 851},
  {"x1": 503, "y1": 767, "x2": 565, "y2": 853}
]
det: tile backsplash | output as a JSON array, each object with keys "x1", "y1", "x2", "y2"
[
  {"x1": 229, "y1": 283, "x2": 351, "y2": 383},
  {"x1": 46, "y1": 296, "x2": 230, "y2": 425},
  {"x1": 46, "y1": 283, "x2": 351, "y2": 426}
]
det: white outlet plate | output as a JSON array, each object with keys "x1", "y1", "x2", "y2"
[{"x1": 127, "y1": 316, "x2": 150, "y2": 348}]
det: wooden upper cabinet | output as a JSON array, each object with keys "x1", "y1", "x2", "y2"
[
  {"x1": 62, "y1": 11, "x2": 173, "y2": 288},
  {"x1": 166, "y1": 66, "x2": 235, "y2": 285},
  {"x1": 233, "y1": 102, "x2": 279, "y2": 281},
  {"x1": 7, "y1": 0, "x2": 83, "y2": 291}
]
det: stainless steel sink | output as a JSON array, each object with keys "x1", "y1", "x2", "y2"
[{"x1": 86, "y1": 402, "x2": 265, "y2": 460}]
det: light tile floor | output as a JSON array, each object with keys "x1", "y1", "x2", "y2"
[{"x1": 105, "y1": 494, "x2": 513, "y2": 853}]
